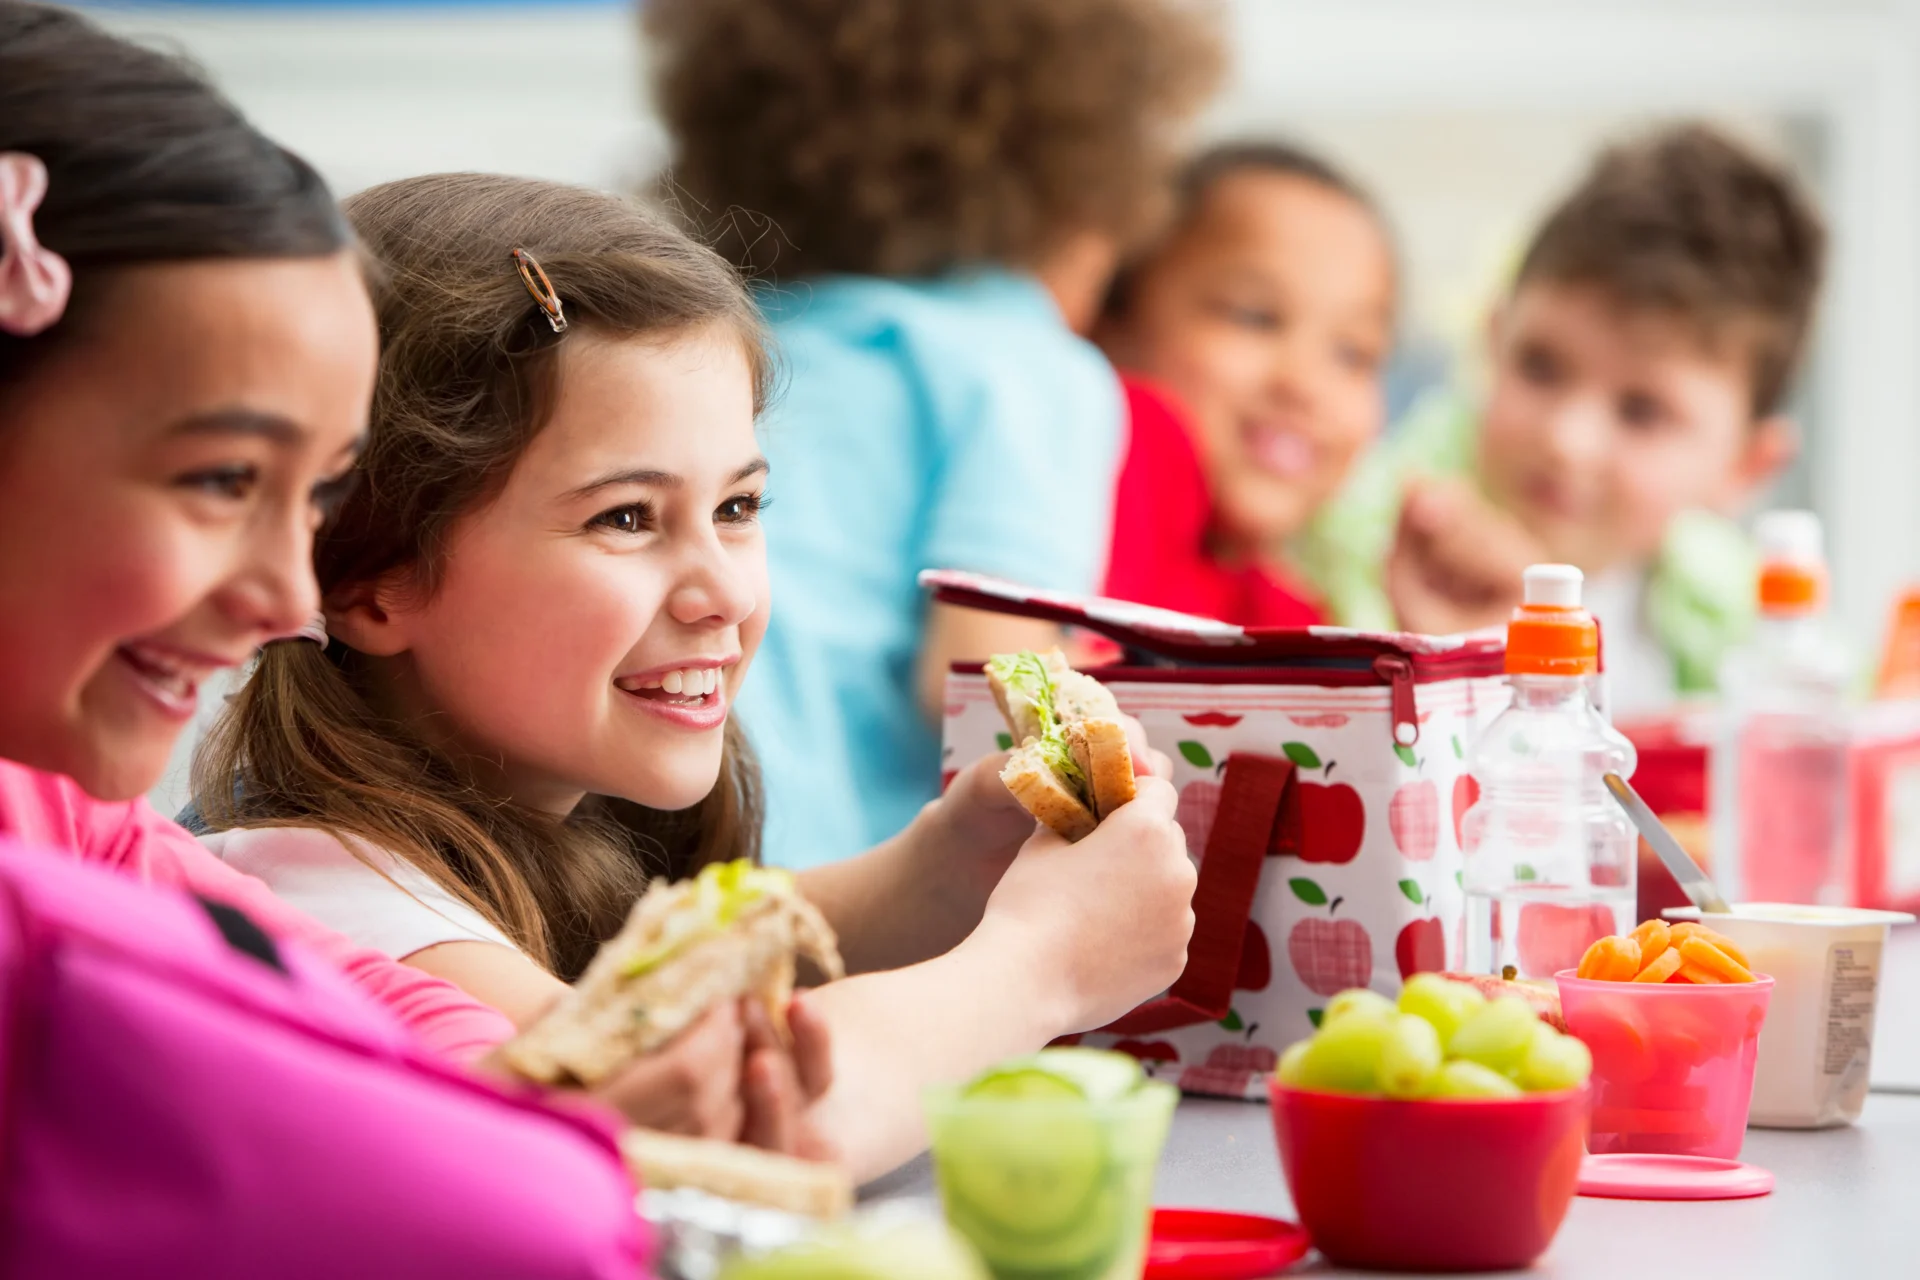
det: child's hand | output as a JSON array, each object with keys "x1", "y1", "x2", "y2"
[
  {"x1": 589, "y1": 1000, "x2": 750, "y2": 1140},
  {"x1": 739, "y1": 993, "x2": 838, "y2": 1162},
  {"x1": 922, "y1": 713, "x2": 1173, "y2": 921},
  {"x1": 589, "y1": 996, "x2": 833, "y2": 1160},
  {"x1": 1386, "y1": 475, "x2": 1544, "y2": 636},
  {"x1": 974, "y1": 775, "x2": 1196, "y2": 1032}
]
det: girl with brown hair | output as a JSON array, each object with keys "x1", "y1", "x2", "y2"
[{"x1": 195, "y1": 172, "x2": 1197, "y2": 1179}]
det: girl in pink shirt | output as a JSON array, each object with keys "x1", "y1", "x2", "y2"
[{"x1": 0, "y1": 4, "x2": 505, "y2": 1064}]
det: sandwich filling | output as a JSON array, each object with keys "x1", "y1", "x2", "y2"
[
  {"x1": 985, "y1": 651, "x2": 1092, "y2": 806},
  {"x1": 622, "y1": 860, "x2": 800, "y2": 978}
]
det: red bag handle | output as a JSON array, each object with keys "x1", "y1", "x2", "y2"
[{"x1": 1098, "y1": 753, "x2": 1295, "y2": 1035}]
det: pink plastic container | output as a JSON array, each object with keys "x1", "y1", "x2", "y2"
[{"x1": 1556, "y1": 971, "x2": 1773, "y2": 1158}]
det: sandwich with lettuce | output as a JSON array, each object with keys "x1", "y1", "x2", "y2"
[
  {"x1": 985, "y1": 650, "x2": 1137, "y2": 841},
  {"x1": 503, "y1": 859, "x2": 844, "y2": 1087}
]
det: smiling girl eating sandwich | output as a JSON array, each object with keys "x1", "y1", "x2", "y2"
[{"x1": 194, "y1": 173, "x2": 1196, "y2": 1180}]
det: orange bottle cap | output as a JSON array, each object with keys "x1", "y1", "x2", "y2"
[
  {"x1": 1506, "y1": 564, "x2": 1599, "y2": 676},
  {"x1": 1758, "y1": 561, "x2": 1824, "y2": 614}
]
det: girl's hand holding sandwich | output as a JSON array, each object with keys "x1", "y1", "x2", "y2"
[
  {"x1": 588, "y1": 995, "x2": 834, "y2": 1159},
  {"x1": 799, "y1": 701, "x2": 1171, "y2": 975}
]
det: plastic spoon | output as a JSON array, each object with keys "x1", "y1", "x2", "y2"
[{"x1": 1602, "y1": 772, "x2": 1731, "y2": 914}]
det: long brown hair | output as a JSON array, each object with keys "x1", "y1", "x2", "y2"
[
  {"x1": 0, "y1": 0, "x2": 348, "y2": 393},
  {"x1": 194, "y1": 174, "x2": 773, "y2": 981}
]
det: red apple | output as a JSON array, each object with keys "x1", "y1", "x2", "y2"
[
  {"x1": 1204, "y1": 1044, "x2": 1277, "y2": 1072},
  {"x1": 1175, "y1": 778, "x2": 1222, "y2": 858},
  {"x1": 1296, "y1": 782, "x2": 1365, "y2": 864},
  {"x1": 940, "y1": 770, "x2": 958, "y2": 794},
  {"x1": 1110, "y1": 1038, "x2": 1180, "y2": 1066},
  {"x1": 1287, "y1": 918, "x2": 1373, "y2": 995},
  {"x1": 1389, "y1": 780, "x2": 1439, "y2": 860},
  {"x1": 1452, "y1": 774, "x2": 1481, "y2": 848},
  {"x1": 1236, "y1": 919, "x2": 1271, "y2": 992},
  {"x1": 1437, "y1": 972, "x2": 1567, "y2": 1032},
  {"x1": 1516, "y1": 902, "x2": 1618, "y2": 980},
  {"x1": 1395, "y1": 917, "x2": 1446, "y2": 978},
  {"x1": 1177, "y1": 1064, "x2": 1258, "y2": 1097}
]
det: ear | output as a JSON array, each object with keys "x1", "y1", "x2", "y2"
[
  {"x1": 1729, "y1": 414, "x2": 1798, "y2": 505},
  {"x1": 323, "y1": 573, "x2": 416, "y2": 658}
]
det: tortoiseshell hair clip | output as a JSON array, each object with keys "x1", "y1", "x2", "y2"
[{"x1": 511, "y1": 247, "x2": 567, "y2": 333}]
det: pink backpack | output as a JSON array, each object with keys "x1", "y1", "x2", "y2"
[{"x1": 0, "y1": 837, "x2": 650, "y2": 1279}]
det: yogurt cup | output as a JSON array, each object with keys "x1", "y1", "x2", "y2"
[{"x1": 1666, "y1": 904, "x2": 1914, "y2": 1128}]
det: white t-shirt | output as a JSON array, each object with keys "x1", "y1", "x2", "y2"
[
  {"x1": 202, "y1": 826, "x2": 516, "y2": 961},
  {"x1": 1584, "y1": 568, "x2": 1676, "y2": 722}
]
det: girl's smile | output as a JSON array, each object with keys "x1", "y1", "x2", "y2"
[{"x1": 614, "y1": 655, "x2": 742, "y2": 731}]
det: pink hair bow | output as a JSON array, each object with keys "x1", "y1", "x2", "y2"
[{"x1": 0, "y1": 153, "x2": 73, "y2": 338}]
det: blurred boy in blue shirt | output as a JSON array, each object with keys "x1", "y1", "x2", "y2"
[{"x1": 646, "y1": 0, "x2": 1222, "y2": 867}]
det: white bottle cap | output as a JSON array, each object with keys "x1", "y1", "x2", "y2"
[
  {"x1": 1755, "y1": 510, "x2": 1823, "y2": 567},
  {"x1": 1522, "y1": 563, "x2": 1584, "y2": 608}
]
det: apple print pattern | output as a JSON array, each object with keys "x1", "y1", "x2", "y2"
[
  {"x1": 936, "y1": 664, "x2": 1509, "y2": 1100},
  {"x1": 1284, "y1": 877, "x2": 1373, "y2": 995}
]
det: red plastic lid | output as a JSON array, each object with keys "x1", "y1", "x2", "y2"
[
  {"x1": 1577, "y1": 1154, "x2": 1774, "y2": 1201},
  {"x1": 1143, "y1": 1208, "x2": 1312, "y2": 1279}
]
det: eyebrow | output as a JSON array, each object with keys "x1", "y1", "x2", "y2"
[
  {"x1": 168, "y1": 408, "x2": 308, "y2": 446},
  {"x1": 563, "y1": 457, "x2": 769, "y2": 501}
]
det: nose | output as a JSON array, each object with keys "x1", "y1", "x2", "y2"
[
  {"x1": 1540, "y1": 393, "x2": 1611, "y2": 467},
  {"x1": 217, "y1": 502, "x2": 323, "y2": 640},
  {"x1": 664, "y1": 532, "x2": 759, "y2": 630}
]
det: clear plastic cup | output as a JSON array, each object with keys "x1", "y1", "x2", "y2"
[
  {"x1": 924, "y1": 1081, "x2": 1176, "y2": 1280},
  {"x1": 1556, "y1": 971, "x2": 1773, "y2": 1158},
  {"x1": 1666, "y1": 904, "x2": 1914, "y2": 1128}
]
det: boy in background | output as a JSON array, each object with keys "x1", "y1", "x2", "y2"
[
  {"x1": 1302, "y1": 124, "x2": 1825, "y2": 716},
  {"x1": 646, "y1": 0, "x2": 1222, "y2": 868}
]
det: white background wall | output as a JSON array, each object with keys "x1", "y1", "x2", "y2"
[{"x1": 109, "y1": 0, "x2": 1920, "y2": 812}]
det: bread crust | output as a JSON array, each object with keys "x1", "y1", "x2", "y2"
[
  {"x1": 502, "y1": 878, "x2": 843, "y2": 1086},
  {"x1": 1067, "y1": 717, "x2": 1136, "y2": 819},
  {"x1": 622, "y1": 1128, "x2": 853, "y2": 1218},
  {"x1": 1000, "y1": 741, "x2": 1099, "y2": 841}
]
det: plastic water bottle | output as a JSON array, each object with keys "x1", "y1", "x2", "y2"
[
  {"x1": 1462, "y1": 565, "x2": 1638, "y2": 978},
  {"x1": 1713, "y1": 511, "x2": 1851, "y2": 905}
]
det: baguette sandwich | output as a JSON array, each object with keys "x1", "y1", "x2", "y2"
[
  {"x1": 985, "y1": 649, "x2": 1137, "y2": 842},
  {"x1": 622, "y1": 1128, "x2": 853, "y2": 1219},
  {"x1": 502, "y1": 859, "x2": 844, "y2": 1087}
]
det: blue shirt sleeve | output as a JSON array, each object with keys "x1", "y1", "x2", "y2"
[{"x1": 917, "y1": 332, "x2": 1124, "y2": 594}]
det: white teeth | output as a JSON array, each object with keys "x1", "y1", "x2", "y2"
[
  {"x1": 703, "y1": 669, "x2": 718, "y2": 696},
  {"x1": 620, "y1": 666, "x2": 725, "y2": 698},
  {"x1": 662, "y1": 670, "x2": 685, "y2": 695}
]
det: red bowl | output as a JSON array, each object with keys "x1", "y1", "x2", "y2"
[{"x1": 1268, "y1": 1078, "x2": 1589, "y2": 1272}]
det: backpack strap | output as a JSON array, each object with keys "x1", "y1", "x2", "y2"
[
  {"x1": 193, "y1": 897, "x2": 287, "y2": 975},
  {"x1": 1098, "y1": 752, "x2": 1294, "y2": 1035}
]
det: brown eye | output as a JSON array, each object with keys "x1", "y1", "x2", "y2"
[
  {"x1": 716, "y1": 492, "x2": 768, "y2": 525},
  {"x1": 592, "y1": 503, "x2": 653, "y2": 534},
  {"x1": 179, "y1": 464, "x2": 257, "y2": 500}
]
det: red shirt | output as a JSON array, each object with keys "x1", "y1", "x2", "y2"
[{"x1": 1103, "y1": 377, "x2": 1325, "y2": 628}]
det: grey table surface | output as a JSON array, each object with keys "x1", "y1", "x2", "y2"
[{"x1": 867, "y1": 923, "x2": 1920, "y2": 1278}]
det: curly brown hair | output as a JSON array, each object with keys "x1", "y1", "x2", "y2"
[
  {"x1": 646, "y1": 0, "x2": 1225, "y2": 280},
  {"x1": 1517, "y1": 123, "x2": 1827, "y2": 416}
]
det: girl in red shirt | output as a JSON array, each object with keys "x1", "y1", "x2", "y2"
[{"x1": 1098, "y1": 143, "x2": 1398, "y2": 628}]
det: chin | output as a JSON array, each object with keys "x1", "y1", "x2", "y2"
[
  {"x1": 599, "y1": 758, "x2": 724, "y2": 814},
  {"x1": 62, "y1": 736, "x2": 170, "y2": 803}
]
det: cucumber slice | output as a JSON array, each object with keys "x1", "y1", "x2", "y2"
[
  {"x1": 942, "y1": 1177, "x2": 1126, "y2": 1280},
  {"x1": 963, "y1": 1049, "x2": 1144, "y2": 1106},
  {"x1": 936, "y1": 1101, "x2": 1107, "y2": 1240}
]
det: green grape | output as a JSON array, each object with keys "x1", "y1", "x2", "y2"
[
  {"x1": 1275, "y1": 1040, "x2": 1310, "y2": 1087},
  {"x1": 1378, "y1": 1013, "x2": 1443, "y2": 1099},
  {"x1": 1517, "y1": 1023, "x2": 1594, "y2": 1093},
  {"x1": 1447, "y1": 996, "x2": 1539, "y2": 1076},
  {"x1": 1323, "y1": 988, "x2": 1396, "y2": 1028},
  {"x1": 1430, "y1": 1059, "x2": 1524, "y2": 1100},
  {"x1": 1397, "y1": 973, "x2": 1485, "y2": 1049},
  {"x1": 1295, "y1": 1011, "x2": 1393, "y2": 1095}
]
